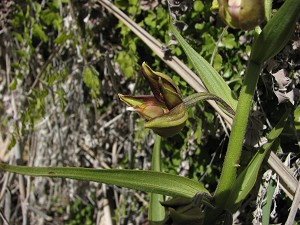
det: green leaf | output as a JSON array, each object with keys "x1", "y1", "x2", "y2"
[
  {"x1": 34, "y1": 2, "x2": 41, "y2": 14},
  {"x1": 226, "y1": 109, "x2": 291, "y2": 211},
  {"x1": 250, "y1": 0, "x2": 300, "y2": 64},
  {"x1": 9, "y1": 78, "x2": 18, "y2": 90},
  {"x1": 264, "y1": 0, "x2": 273, "y2": 21},
  {"x1": 193, "y1": 1, "x2": 204, "y2": 12},
  {"x1": 13, "y1": 32, "x2": 24, "y2": 43},
  {"x1": 170, "y1": 23, "x2": 237, "y2": 110},
  {"x1": 195, "y1": 119, "x2": 202, "y2": 145},
  {"x1": 213, "y1": 53, "x2": 223, "y2": 72},
  {"x1": 262, "y1": 178, "x2": 276, "y2": 225},
  {"x1": 116, "y1": 51, "x2": 137, "y2": 77},
  {"x1": 200, "y1": 33, "x2": 215, "y2": 56},
  {"x1": 32, "y1": 24, "x2": 48, "y2": 42},
  {"x1": 211, "y1": 0, "x2": 219, "y2": 11},
  {"x1": 7, "y1": 136, "x2": 16, "y2": 150},
  {"x1": 145, "y1": 12, "x2": 156, "y2": 28},
  {"x1": 195, "y1": 23, "x2": 205, "y2": 31},
  {"x1": 0, "y1": 163, "x2": 209, "y2": 198},
  {"x1": 115, "y1": 0, "x2": 129, "y2": 9},
  {"x1": 294, "y1": 106, "x2": 300, "y2": 133},
  {"x1": 221, "y1": 33, "x2": 236, "y2": 49},
  {"x1": 83, "y1": 66, "x2": 100, "y2": 98},
  {"x1": 56, "y1": 88, "x2": 67, "y2": 112},
  {"x1": 54, "y1": 33, "x2": 72, "y2": 45}
]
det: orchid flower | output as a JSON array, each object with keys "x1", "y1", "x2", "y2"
[{"x1": 118, "y1": 62, "x2": 188, "y2": 137}]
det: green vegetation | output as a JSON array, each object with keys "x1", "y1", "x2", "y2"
[{"x1": 0, "y1": 0, "x2": 299, "y2": 224}]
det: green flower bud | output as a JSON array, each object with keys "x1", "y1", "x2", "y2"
[
  {"x1": 142, "y1": 62, "x2": 183, "y2": 110},
  {"x1": 145, "y1": 103, "x2": 188, "y2": 137},
  {"x1": 218, "y1": 0, "x2": 265, "y2": 30},
  {"x1": 118, "y1": 63, "x2": 187, "y2": 137},
  {"x1": 118, "y1": 94, "x2": 167, "y2": 120}
]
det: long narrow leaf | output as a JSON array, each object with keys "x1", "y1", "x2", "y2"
[
  {"x1": 0, "y1": 163, "x2": 209, "y2": 198},
  {"x1": 226, "y1": 109, "x2": 291, "y2": 211},
  {"x1": 170, "y1": 23, "x2": 237, "y2": 110},
  {"x1": 262, "y1": 178, "x2": 276, "y2": 225}
]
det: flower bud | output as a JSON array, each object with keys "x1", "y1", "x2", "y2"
[
  {"x1": 119, "y1": 63, "x2": 187, "y2": 137},
  {"x1": 218, "y1": 0, "x2": 265, "y2": 30},
  {"x1": 118, "y1": 94, "x2": 166, "y2": 120},
  {"x1": 142, "y1": 62, "x2": 183, "y2": 109},
  {"x1": 145, "y1": 103, "x2": 188, "y2": 137}
]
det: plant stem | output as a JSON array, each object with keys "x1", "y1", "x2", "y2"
[
  {"x1": 184, "y1": 92, "x2": 235, "y2": 116},
  {"x1": 149, "y1": 135, "x2": 165, "y2": 223},
  {"x1": 214, "y1": 61, "x2": 262, "y2": 209}
]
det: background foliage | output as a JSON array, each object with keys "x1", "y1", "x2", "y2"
[{"x1": 0, "y1": 0, "x2": 299, "y2": 224}]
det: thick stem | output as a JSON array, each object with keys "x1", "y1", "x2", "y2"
[
  {"x1": 149, "y1": 135, "x2": 165, "y2": 223},
  {"x1": 214, "y1": 61, "x2": 262, "y2": 209}
]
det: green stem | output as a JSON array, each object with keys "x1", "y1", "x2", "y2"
[
  {"x1": 183, "y1": 92, "x2": 235, "y2": 116},
  {"x1": 213, "y1": 0, "x2": 300, "y2": 211},
  {"x1": 152, "y1": 135, "x2": 162, "y2": 171},
  {"x1": 149, "y1": 135, "x2": 165, "y2": 223},
  {"x1": 214, "y1": 61, "x2": 262, "y2": 209}
]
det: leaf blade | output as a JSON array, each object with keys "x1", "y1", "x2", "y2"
[
  {"x1": 170, "y1": 23, "x2": 237, "y2": 110},
  {"x1": 226, "y1": 109, "x2": 291, "y2": 211},
  {"x1": 0, "y1": 164, "x2": 209, "y2": 198}
]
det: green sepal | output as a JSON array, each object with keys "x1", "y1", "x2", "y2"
[
  {"x1": 145, "y1": 103, "x2": 188, "y2": 137},
  {"x1": 158, "y1": 77, "x2": 182, "y2": 110},
  {"x1": 142, "y1": 62, "x2": 182, "y2": 108}
]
